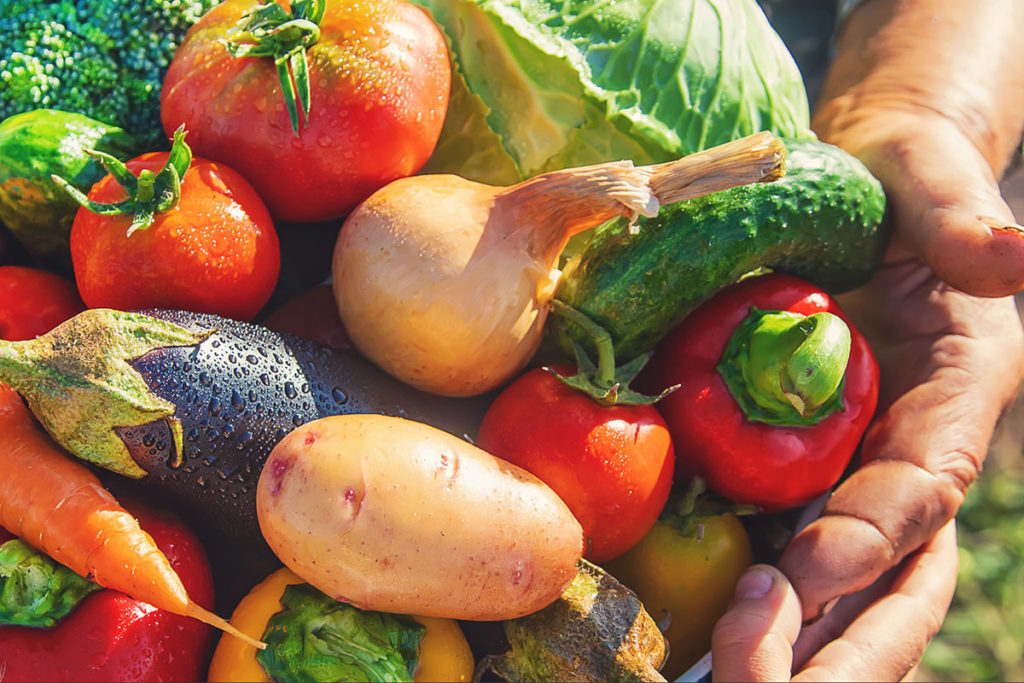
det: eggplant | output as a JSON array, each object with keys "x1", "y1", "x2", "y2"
[{"x1": 0, "y1": 308, "x2": 488, "y2": 545}]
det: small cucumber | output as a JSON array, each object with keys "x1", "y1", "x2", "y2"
[
  {"x1": 0, "y1": 109, "x2": 141, "y2": 271},
  {"x1": 552, "y1": 137, "x2": 889, "y2": 361}
]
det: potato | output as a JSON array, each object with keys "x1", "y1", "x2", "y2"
[{"x1": 256, "y1": 414, "x2": 584, "y2": 621}]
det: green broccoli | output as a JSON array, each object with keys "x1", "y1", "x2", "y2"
[{"x1": 0, "y1": 0, "x2": 217, "y2": 149}]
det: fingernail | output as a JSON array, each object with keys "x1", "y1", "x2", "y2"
[
  {"x1": 992, "y1": 223, "x2": 1024, "y2": 237},
  {"x1": 735, "y1": 567, "x2": 774, "y2": 599}
]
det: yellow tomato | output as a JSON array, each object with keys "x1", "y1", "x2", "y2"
[
  {"x1": 603, "y1": 514, "x2": 753, "y2": 680},
  {"x1": 207, "y1": 567, "x2": 475, "y2": 683}
]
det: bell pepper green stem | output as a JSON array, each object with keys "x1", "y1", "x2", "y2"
[{"x1": 718, "y1": 307, "x2": 850, "y2": 426}]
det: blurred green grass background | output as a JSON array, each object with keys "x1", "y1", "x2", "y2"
[
  {"x1": 919, "y1": 412, "x2": 1024, "y2": 681},
  {"x1": 917, "y1": 171, "x2": 1024, "y2": 683}
]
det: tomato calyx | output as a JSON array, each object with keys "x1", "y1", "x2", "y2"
[
  {"x1": 546, "y1": 300, "x2": 678, "y2": 406},
  {"x1": 717, "y1": 306, "x2": 851, "y2": 426},
  {"x1": 661, "y1": 478, "x2": 758, "y2": 539},
  {"x1": 52, "y1": 126, "x2": 192, "y2": 237},
  {"x1": 225, "y1": 0, "x2": 326, "y2": 136}
]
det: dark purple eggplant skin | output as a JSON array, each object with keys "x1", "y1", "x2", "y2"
[{"x1": 112, "y1": 309, "x2": 489, "y2": 545}]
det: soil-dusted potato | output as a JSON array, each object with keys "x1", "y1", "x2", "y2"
[{"x1": 256, "y1": 414, "x2": 585, "y2": 621}]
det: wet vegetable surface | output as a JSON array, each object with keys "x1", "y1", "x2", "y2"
[{"x1": 117, "y1": 309, "x2": 485, "y2": 544}]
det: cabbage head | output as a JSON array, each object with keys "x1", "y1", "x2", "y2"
[{"x1": 415, "y1": 0, "x2": 813, "y2": 185}]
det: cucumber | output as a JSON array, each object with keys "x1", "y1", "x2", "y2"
[
  {"x1": 552, "y1": 137, "x2": 889, "y2": 361},
  {"x1": 0, "y1": 109, "x2": 141, "y2": 271}
]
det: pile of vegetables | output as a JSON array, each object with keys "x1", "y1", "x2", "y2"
[{"x1": 0, "y1": 0, "x2": 893, "y2": 681}]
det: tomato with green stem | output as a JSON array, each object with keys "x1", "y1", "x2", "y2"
[
  {"x1": 477, "y1": 301, "x2": 676, "y2": 563},
  {"x1": 57, "y1": 127, "x2": 280, "y2": 322},
  {"x1": 160, "y1": 0, "x2": 451, "y2": 223}
]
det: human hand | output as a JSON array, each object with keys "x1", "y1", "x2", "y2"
[
  {"x1": 712, "y1": 521, "x2": 958, "y2": 682},
  {"x1": 775, "y1": 0, "x2": 1024, "y2": 622}
]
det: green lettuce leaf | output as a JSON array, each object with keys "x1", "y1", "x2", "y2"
[
  {"x1": 416, "y1": 0, "x2": 812, "y2": 185},
  {"x1": 0, "y1": 538, "x2": 101, "y2": 628}
]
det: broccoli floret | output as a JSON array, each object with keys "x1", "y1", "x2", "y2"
[{"x1": 0, "y1": 0, "x2": 217, "y2": 149}]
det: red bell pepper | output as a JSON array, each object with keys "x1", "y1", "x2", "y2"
[
  {"x1": 0, "y1": 265, "x2": 84, "y2": 341},
  {"x1": 0, "y1": 500, "x2": 217, "y2": 682},
  {"x1": 640, "y1": 273, "x2": 879, "y2": 512}
]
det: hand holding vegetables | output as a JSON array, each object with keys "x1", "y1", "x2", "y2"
[
  {"x1": 777, "y1": 0, "x2": 1024, "y2": 622},
  {"x1": 710, "y1": 521, "x2": 959, "y2": 681},
  {"x1": 813, "y1": 0, "x2": 1024, "y2": 299},
  {"x1": 333, "y1": 132, "x2": 786, "y2": 397}
]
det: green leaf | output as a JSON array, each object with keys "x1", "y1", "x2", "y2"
[
  {"x1": 0, "y1": 539, "x2": 101, "y2": 628},
  {"x1": 257, "y1": 583, "x2": 426, "y2": 683},
  {"x1": 416, "y1": 0, "x2": 811, "y2": 184}
]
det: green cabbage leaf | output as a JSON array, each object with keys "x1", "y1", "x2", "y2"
[{"x1": 416, "y1": 0, "x2": 813, "y2": 185}]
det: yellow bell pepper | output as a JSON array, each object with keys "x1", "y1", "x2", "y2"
[{"x1": 207, "y1": 567, "x2": 475, "y2": 682}]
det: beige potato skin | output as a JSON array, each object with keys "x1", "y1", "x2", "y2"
[{"x1": 256, "y1": 414, "x2": 584, "y2": 621}]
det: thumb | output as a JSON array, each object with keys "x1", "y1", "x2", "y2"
[{"x1": 711, "y1": 565, "x2": 802, "y2": 682}]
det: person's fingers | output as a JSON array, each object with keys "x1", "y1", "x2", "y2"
[
  {"x1": 811, "y1": 0, "x2": 1024, "y2": 298},
  {"x1": 779, "y1": 278, "x2": 1023, "y2": 621},
  {"x1": 792, "y1": 521, "x2": 958, "y2": 682},
  {"x1": 711, "y1": 565, "x2": 802, "y2": 682},
  {"x1": 851, "y1": 114, "x2": 1024, "y2": 298}
]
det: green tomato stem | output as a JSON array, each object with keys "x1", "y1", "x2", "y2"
[
  {"x1": 51, "y1": 126, "x2": 192, "y2": 236},
  {"x1": 548, "y1": 299, "x2": 616, "y2": 390},
  {"x1": 226, "y1": 0, "x2": 325, "y2": 136}
]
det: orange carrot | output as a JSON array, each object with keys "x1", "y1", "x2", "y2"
[{"x1": 0, "y1": 384, "x2": 264, "y2": 649}]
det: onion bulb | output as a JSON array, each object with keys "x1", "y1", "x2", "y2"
[{"x1": 332, "y1": 132, "x2": 786, "y2": 397}]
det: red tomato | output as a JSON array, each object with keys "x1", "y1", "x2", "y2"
[
  {"x1": 160, "y1": 0, "x2": 451, "y2": 223},
  {"x1": 70, "y1": 152, "x2": 280, "y2": 321},
  {"x1": 0, "y1": 266, "x2": 84, "y2": 340},
  {"x1": 262, "y1": 284, "x2": 350, "y2": 351},
  {"x1": 0, "y1": 500, "x2": 218, "y2": 682},
  {"x1": 640, "y1": 273, "x2": 879, "y2": 512},
  {"x1": 477, "y1": 366, "x2": 675, "y2": 563}
]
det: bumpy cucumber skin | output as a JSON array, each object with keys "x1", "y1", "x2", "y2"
[
  {"x1": 0, "y1": 109, "x2": 141, "y2": 271},
  {"x1": 113, "y1": 310, "x2": 485, "y2": 544},
  {"x1": 553, "y1": 138, "x2": 889, "y2": 361}
]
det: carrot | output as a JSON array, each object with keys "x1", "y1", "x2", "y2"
[{"x1": 0, "y1": 384, "x2": 264, "y2": 649}]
